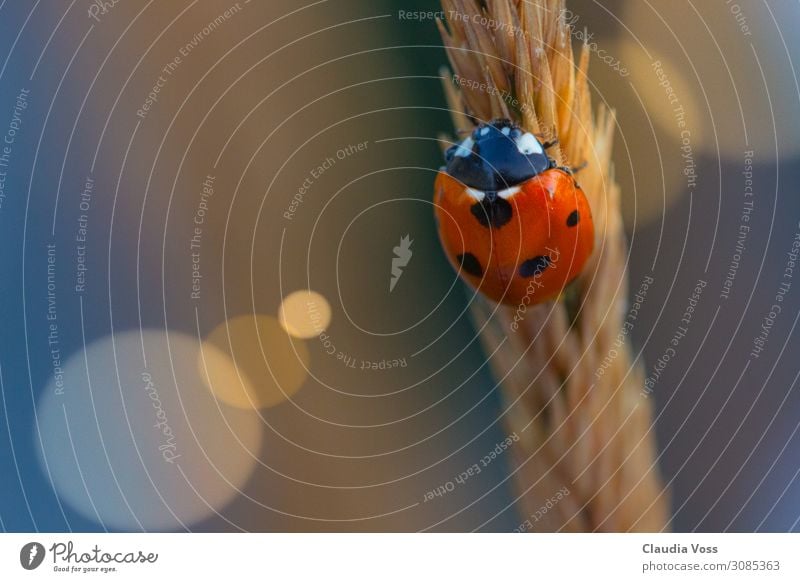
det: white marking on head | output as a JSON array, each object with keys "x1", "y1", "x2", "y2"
[
  {"x1": 516, "y1": 132, "x2": 543, "y2": 156},
  {"x1": 497, "y1": 186, "x2": 521, "y2": 200},
  {"x1": 501, "y1": 127, "x2": 511, "y2": 136},
  {"x1": 454, "y1": 137, "x2": 475, "y2": 158},
  {"x1": 480, "y1": 127, "x2": 490, "y2": 136},
  {"x1": 465, "y1": 188, "x2": 486, "y2": 201}
]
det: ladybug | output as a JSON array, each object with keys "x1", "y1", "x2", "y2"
[{"x1": 434, "y1": 119, "x2": 594, "y2": 306}]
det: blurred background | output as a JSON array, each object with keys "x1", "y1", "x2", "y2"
[{"x1": 1, "y1": 0, "x2": 799, "y2": 532}]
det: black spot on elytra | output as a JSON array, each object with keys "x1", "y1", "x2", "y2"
[
  {"x1": 470, "y1": 195, "x2": 513, "y2": 229},
  {"x1": 519, "y1": 256, "x2": 551, "y2": 278},
  {"x1": 567, "y1": 210, "x2": 579, "y2": 227},
  {"x1": 456, "y1": 253, "x2": 483, "y2": 277}
]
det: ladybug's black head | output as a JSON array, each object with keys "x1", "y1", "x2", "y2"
[{"x1": 444, "y1": 119, "x2": 551, "y2": 192}]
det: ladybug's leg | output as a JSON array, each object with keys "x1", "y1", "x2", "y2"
[
  {"x1": 555, "y1": 161, "x2": 588, "y2": 175},
  {"x1": 553, "y1": 162, "x2": 589, "y2": 189},
  {"x1": 572, "y1": 160, "x2": 588, "y2": 173},
  {"x1": 542, "y1": 138, "x2": 560, "y2": 150}
]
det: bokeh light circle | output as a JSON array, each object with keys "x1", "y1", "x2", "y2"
[
  {"x1": 278, "y1": 290, "x2": 332, "y2": 339},
  {"x1": 200, "y1": 315, "x2": 310, "y2": 409},
  {"x1": 34, "y1": 330, "x2": 263, "y2": 531}
]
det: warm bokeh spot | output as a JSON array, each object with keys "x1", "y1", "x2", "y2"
[
  {"x1": 200, "y1": 315, "x2": 310, "y2": 409},
  {"x1": 35, "y1": 331, "x2": 263, "y2": 531},
  {"x1": 278, "y1": 290, "x2": 332, "y2": 339}
]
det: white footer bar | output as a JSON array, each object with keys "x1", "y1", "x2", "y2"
[{"x1": 1, "y1": 533, "x2": 797, "y2": 580}]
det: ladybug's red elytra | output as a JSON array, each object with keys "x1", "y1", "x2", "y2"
[{"x1": 434, "y1": 119, "x2": 595, "y2": 306}]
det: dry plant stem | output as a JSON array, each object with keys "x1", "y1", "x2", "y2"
[{"x1": 438, "y1": 0, "x2": 669, "y2": 531}]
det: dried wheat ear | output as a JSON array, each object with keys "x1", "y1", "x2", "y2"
[{"x1": 436, "y1": 0, "x2": 670, "y2": 531}]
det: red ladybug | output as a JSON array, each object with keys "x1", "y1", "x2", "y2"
[{"x1": 434, "y1": 119, "x2": 594, "y2": 306}]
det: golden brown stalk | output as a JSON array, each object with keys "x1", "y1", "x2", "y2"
[{"x1": 437, "y1": 0, "x2": 669, "y2": 531}]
